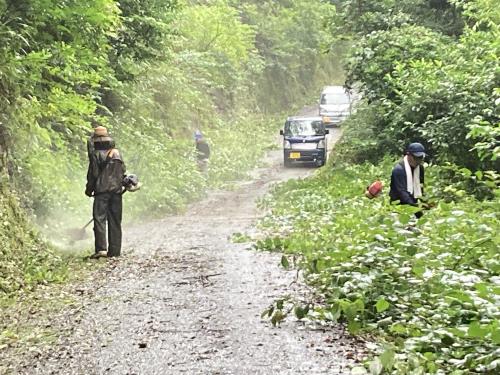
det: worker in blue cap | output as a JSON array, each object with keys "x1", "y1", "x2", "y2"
[
  {"x1": 389, "y1": 142, "x2": 426, "y2": 217},
  {"x1": 194, "y1": 130, "x2": 210, "y2": 173}
]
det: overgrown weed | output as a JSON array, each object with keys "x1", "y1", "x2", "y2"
[{"x1": 257, "y1": 159, "x2": 499, "y2": 373}]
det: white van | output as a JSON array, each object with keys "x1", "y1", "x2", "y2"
[{"x1": 318, "y1": 86, "x2": 351, "y2": 127}]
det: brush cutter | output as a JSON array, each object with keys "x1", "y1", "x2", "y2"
[
  {"x1": 67, "y1": 174, "x2": 140, "y2": 244},
  {"x1": 67, "y1": 218, "x2": 94, "y2": 244}
]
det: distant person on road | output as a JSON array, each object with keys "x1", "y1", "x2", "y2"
[
  {"x1": 389, "y1": 142, "x2": 426, "y2": 218},
  {"x1": 194, "y1": 130, "x2": 210, "y2": 173},
  {"x1": 85, "y1": 126, "x2": 126, "y2": 258}
]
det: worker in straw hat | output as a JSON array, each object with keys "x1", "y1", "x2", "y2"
[{"x1": 85, "y1": 125, "x2": 126, "y2": 258}]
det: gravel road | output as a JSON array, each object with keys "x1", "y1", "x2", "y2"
[{"x1": 5, "y1": 123, "x2": 366, "y2": 375}]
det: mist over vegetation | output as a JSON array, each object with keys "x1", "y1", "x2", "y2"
[
  {"x1": 0, "y1": 0, "x2": 341, "y2": 225},
  {"x1": 0, "y1": 0, "x2": 341, "y2": 291},
  {"x1": 1, "y1": 1, "x2": 498, "y2": 372}
]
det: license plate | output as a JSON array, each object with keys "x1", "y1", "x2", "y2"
[{"x1": 289, "y1": 152, "x2": 301, "y2": 159}]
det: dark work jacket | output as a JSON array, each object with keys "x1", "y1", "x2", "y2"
[
  {"x1": 86, "y1": 148, "x2": 126, "y2": 195},
  {"x1": 389, "y1": 160, "x2": 424, "y2": 205},
  {"x1": 196, "y1": 141, "x2": 210, "y2": 160}
]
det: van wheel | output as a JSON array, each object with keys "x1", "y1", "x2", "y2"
[{"x1": 316, "y1": 159, "x2": 325, "y2": 167}]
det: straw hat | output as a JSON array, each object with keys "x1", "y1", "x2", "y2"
[{"x1": 93, "y1": 126, "x2": 108, "y2": 137}]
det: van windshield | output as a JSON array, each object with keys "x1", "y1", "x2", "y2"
[
  {"x1": 285, "y1": 120, "x2": 325, "y2": 136},
  {"x1": 320, "y1": 93, "x2": 350, "y2": 105}
]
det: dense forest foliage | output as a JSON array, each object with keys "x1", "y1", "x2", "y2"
[
  {"x1": 1, "y1": 0, "x2": 499, "y2": 373},
  {"x1": 338, "y1": 0, "x2": 499, "y2": 171},
  {"x1": 259, "y1": 0, "x2": 499, "y2": 373},
  {"x1": 0, "y1": 0, "x2": 340, "y2": 293}
]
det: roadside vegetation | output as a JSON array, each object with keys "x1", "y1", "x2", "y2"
[
  {"x1": 0, "y1": 0, "x2": 342, "y2": 345},
  {"x1": 257, "y1": 0, "x2": 499, "y2": 373}
]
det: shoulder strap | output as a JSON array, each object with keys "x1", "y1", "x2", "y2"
[{"x1": 95, "y1": 149, "x2": 115, "y2": 177}]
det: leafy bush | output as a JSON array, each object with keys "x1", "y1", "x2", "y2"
[
  {"x1": 333, "y1": 0, "x2": 464, "y2": 37},
  {"x1": 0, "y1": 0, "x2": 340, "y2": 223},
  {"x1": 0, "y1": 192, "x2": 65, "y2": 294},
  {"x1": 257, "y1": 160, "x2": 500, "y2": 373},
  {"x1": 345, "y1": 25, "x2": 451, "y2": 104},
  {"x1": 332, "y1": 101, "x2": 388, "y2": 164},
  {"x1": 343, "y1": 25, "x2": 451, "y2": 159},
  {"x1": 0, "y1": 0, "x2": 344, "y2": 300},
  {"x1": 340, "y1": 0, "x2": 499, "y2": 171},
  {"x1": 255, "y1": 1, "x2": 500, "y2": 372}
]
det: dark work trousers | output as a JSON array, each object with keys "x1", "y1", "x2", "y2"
[{"x1": 93, "y1": 192, "x2": 122, "y2": 256}]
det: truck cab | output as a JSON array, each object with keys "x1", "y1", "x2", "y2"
[{"x1": 279, "y1": 116, "x2": 329, "y2": 167}]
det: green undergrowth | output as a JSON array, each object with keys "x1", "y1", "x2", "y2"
[
  {"x1": 0, "y1": 193, "x2": 68, "y2": 295},
  {"x1": 119, "y1": 112, "x2": 280, "y2": 219},
  {"x1": 2, "y1": 111, "x2": 281, "y2": 296},
  {"x1": 0, "y1": 253, "x2": 100, "y2": 367},
  {"x1": 0, "y1": 113, "x2": 280, "y2": 364},
  {"x1": 36, "y1": 113, "x2": 280, "y2": 243},
  {"x1": 256, "y1": 159, "x2": 500, "y2": 374},
  {"x1": 0, "y1": 190, "x2": 89, "y2": 353},
  {"x1": 0, "y1": 190, "x2": 107, "y2": 359}
]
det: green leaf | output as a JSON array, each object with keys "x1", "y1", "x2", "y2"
[
  {"x1": 468, "y1": 321, "x2": 488, "y2": 338},
  {"x1": 389, "y1": 323, "x2": 406, "y2": 334},
  {"x1": 348, "y1": 320, "x2": 362, "y2": 334},
  {"x1": 267, "y1": 306, "x2": 274, "y2": 317},
  {"x1": 276, "y1": 299, "x2": 284, "y2": 310},
  {"x1": 491, "y1": 329, "x2": 500, "y2": 344},
  {"x1": 412, "y1": 265, "x2": 425, "y2": 277},
  {"x1": 406, "y1": 246, "x2": 417, "y2": 256},
  {"x1": 399, "y1": 213, "x2": 410, "y2": 224},
  {"x1": 294, "y1": 305, "x2": 308, "y2": 320},
  {"x1": 281, "y1": 255, "x2": 290, "y2": 269},
  {"x1": 375, "y1": 297, "x2": 390, "y2": 313},
  {"x1": 271, "y1": 310, "x2": 285, "y2": 327},
  {"x1": 459, "y1": 168, "x2": 472, "y2": 177},
  {"x1": 380, "y1": 349, "x2": 395, "y2": 370}
]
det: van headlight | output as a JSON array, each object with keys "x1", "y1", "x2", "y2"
[
  {"x1": 284, "y1": 140, "x2": 291, "y2": 149},
  {"x1": 317, "y1": 140, "x2": 326, "y2": 149}
]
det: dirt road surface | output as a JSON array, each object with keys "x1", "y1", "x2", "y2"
[{"x1": 5, "y1": 122, "x2": 366, "y2": 375}]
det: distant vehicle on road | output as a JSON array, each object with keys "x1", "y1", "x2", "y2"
[
  {"x1": 280, "y1": 116, "x2": 329, "y2": 167},
  {"x1": 318, "y1": 86, "x2": 352, "y2": 127}
]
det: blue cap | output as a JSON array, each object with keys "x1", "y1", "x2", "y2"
[
  {"x1": 194, "y1": 130, "x2": 203, "y2": 141},
  {"x1": 407, "y1": 142, "x2": 426, "y2": 158}
]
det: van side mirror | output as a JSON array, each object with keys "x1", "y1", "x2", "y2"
[
  {"x1": 279, "y1": 130, "x2": 284, "y2": 135},
  {"x1": 325, "y1": 130, "x2": 329, "y2": 134}
]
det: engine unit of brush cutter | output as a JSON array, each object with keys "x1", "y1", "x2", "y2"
[{"x1": 123, "y1": 174, "x2": 141, "y2": 192}]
